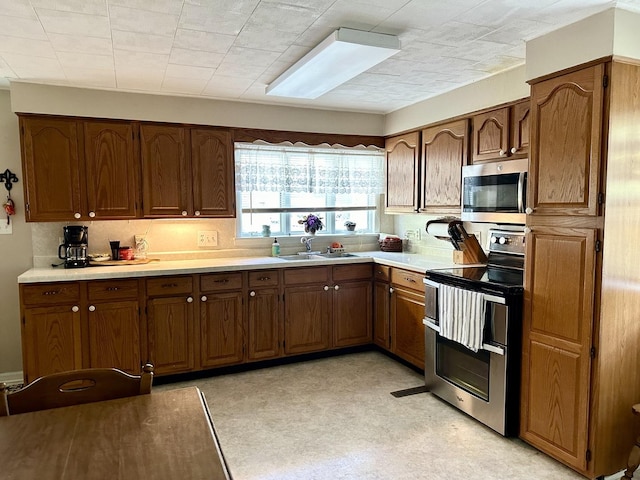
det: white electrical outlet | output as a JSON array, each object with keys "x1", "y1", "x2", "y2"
[
  {"x1": 472, "y1": 231, "x2": 482, "y2": 247},
  {"x1": 197, "y1": 230, "x2": 218, "y2": 247},
  {"x1": 0, "y1": 220, "x2": 12, "y2": 235}
]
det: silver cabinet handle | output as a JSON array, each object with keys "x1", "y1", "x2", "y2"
[
  {"x1": 323, "y1": 285, "x2": 329, "y2": 291},
  {"x1": 88, "y1": 305, "x2": 96, "y2": 312},
  {"x1": 71, "y1": 305, "x2": 79, "y2": 313},
  {"x1": 88, "y1": 211, "x2": 96, "y2": 218},
  {"x1": 186, "y1": 296, "x2": 194, "y2": 303},
  {"x1": 249, "y1": 291, "x2": 256, "y2": 297},
  {"x1": 201, "y1": 295, "x2": 207, "y2": 302},
  {"x1": 334, "y1": 285, "x2": 339, "y2": 291}
]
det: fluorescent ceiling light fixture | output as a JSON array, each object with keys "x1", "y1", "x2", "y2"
[{"x1": 265, "y1": 28, "x2": 400, "y2": 99}]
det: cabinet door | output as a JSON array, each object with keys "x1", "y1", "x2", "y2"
[
  {"x1": 471, "y1": 107, "x2": 509, "y2": 163},
  {"x1": 200, "y1": 292, "x2": 243, "y2": 368},
  {"x1": 140, "y1": 124, "x2": 191, "y2": 217},
  {"x1": 147, "y1": 296, "x2": 195, "y2": 375},
  {"x1": 333, "y1": 280, "x2": 372, "y2": 347},
  {"x1": 391, "y1": 286, "x2": 426, "y2": 369},
  {"x1": 373, "y1": 281, "x2": 390, "y2": 349},
  {"x1": 510, "y1": 100, "x2": 530, "y2": 158},
  {"x1": 22, "y1": 305, "x2": 82, "y2": 383},
  {"x1": 20, "y1": 116, "x2": 83, "y2": 222},
  {"x1": 520, "y1": 226, "x2": 597, "y2": 471},
  {"x1": 247, "y1": 288, "x2": 280, "y2": 361},
  {"x1": 86, "y1": 300, "x2": 141, "y2": 374},
  {"x1": 191, "y1": 128, "x2": 235, "y2": 217},
  {"x1": 529, "y1": 64, "x2": 605, "y2": 216},
  {"x1": 84, "y1": 121, "x2": 138, "y2": 219},
  {"x1": 420, "y1": 119, "x2": 468, "y2": 213},
  {"x1": 284, "y1": 284, "x2": 331, "y2": 354},
  {"x1": 385, "y1": 132, "x2": 420, "y2": 213}
]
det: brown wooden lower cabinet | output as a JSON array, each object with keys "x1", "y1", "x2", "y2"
[
  {"x1": 200, "y1": 291, "x2": 244, "y2": 368},
  {"x1": 373, "y1": 266, "x2": 391, "y2": 349},
  {"x1": 283, "y1": 283, "x2": 331, "y2": 354},
  {"x1": 390, "y1": 268, "x2": 426, "y2": 369},
  {"x1": 247, "y1": 287, "x2": 281, "y2": 361},
  {"x1": 332, "y1": 264, "x2": 373, "y2": 347}
]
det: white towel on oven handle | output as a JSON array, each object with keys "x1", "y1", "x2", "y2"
[{"x1": 438, "y1": 284, "x2": 486, "y2": 352}]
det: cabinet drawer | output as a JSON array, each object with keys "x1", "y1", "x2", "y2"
[
  {"x1": 284, "y1": 266, "x2": 329, "y2": 285},
  {"x1": 249, "y1": 270, "x2": 279, "y2": 288},
  {"x1": 374, "y1": 265, "x2": 391, "y2": 282},
  {"x1": 391, "y1": 268, "x2": 424, "y2": 292},
  {"x1": 88, "y1": 279, "x2": 139, "y2": 301},
  {"x1": 333, "y1": 264, "x2": 373, "y2": 282},
  {"x1": 146, "y1": 276, "x2": 193, "y2": 296},
  {"x1": 21, "y1": 283, "x2": 80, "y2": 306},
  {"x1": 200, "y1": 272, "x2": 243, "y2": 291}
]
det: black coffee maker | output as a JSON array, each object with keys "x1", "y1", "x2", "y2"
[{"x1": 58, "y1": 226, "x2": 89, "y2": 268}]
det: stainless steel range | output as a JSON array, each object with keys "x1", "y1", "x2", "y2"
[{"x1": 422, "y1": 228, "x2": 524, "y2": 436}]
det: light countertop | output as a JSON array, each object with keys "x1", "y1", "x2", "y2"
[{"x1": 17, "y1": 251, "x2": 463, "y2": 284}]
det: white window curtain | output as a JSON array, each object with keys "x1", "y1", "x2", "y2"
[{"x1": 235, "y1": 142, "x2": 384, "y2": 195}]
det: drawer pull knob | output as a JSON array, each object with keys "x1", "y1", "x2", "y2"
[
  {"x1": 323, "y1": 285, "x2": 329, "y2": 291},
  {"x1": 89, "y1": 211, "x2": 96, "y2": 218},
  {"x1": 88, "y1": 305, "x2": 96, "y2": 312},
  {"x1": 250, "y1": 291, "x2": 256, "y2": 297},
  {"x1": 405, "y1": 277, "x2": 416, "y2": 283},
  {"x1": 334, "y1": 285, "x2": 340, "y2": 291},
  {"x1": 186, "y1": 296, "x2": 194, "y2": 303},
  {"x1": 201, "y1": 295, "x2": 207, "y2": 302},
  {"x1": 162, "y1": 283, "x2": 178, "y2": 288},
  {"x1": 107, "y1": 287, "x2": 119, "y2": 291},
  {"x1": 71, "y1": 305, "x2": 79, "y2": 313},
  {"x1": 181, "y1": 210, "x2": 188, "y2": 216},
  {"x1": 259, "y1": 277, "x2": 271, "y2": 281},
  {"x1": 74, "y1": 212, "x2": 81, "y2": 219},
  {"x1": 214, "y1": 279, "x2": 229, "y2": 283},
  {"x1": 194, "y1": 210, "x2": 201, "y2": 216},
  {"x1": 43, "y1": 290, "x2": 59, "y2": 296},
  {"x1": 510, "y1": 147, "x2": 517, "y2": 154}
]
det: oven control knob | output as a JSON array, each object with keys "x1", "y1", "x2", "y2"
[
  {"x1": 498, "y1": 236, "x2": 507, "y2": 245},
  {"x1": 490, "y1": 236, "x2": 497, "y2": 244}
]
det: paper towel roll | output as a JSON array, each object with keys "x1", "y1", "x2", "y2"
[{"x1": 425, "y1": 221, "x2": 451, "y2": 239}]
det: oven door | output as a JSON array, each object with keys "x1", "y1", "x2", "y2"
[{"x1": 423, "y1": 279, "x2": 510, "y2": 435}]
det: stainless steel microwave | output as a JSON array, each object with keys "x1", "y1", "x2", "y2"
[{"x1": 461, "y1": 158, "x2": 528, "y2": 224}]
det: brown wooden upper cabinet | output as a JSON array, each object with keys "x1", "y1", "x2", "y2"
[
  {"x1": 20, "y1": 116, "x2": 139, "y2": 222},
  {"x1": 141, "y1": 125, "x2": 235, "y2": 218},
  {"x1": 385, "y1": 132, "x2": 420, "y2": 213},
  {"x1": 420, "y1": 119, "x2": 468, "y2": 214},
  {"x1": 471, "y1": 100, "x2": 530, "y2": 163},
  {"x1": 528, "y1": 65, "x2": 605, "y2": 217}
]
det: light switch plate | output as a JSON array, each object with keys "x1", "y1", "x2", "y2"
[
  {"x1": 0, "y1": 220, "x2": 12, "y2": 235},
  {"x1": 197, "y1": 230, "x2": 218, "y2": 247}
]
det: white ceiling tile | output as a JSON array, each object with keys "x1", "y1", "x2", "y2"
[
  {"x1": 1, "y1": 54, "x2": 66, "y2": 80},
  {"x1": 445, "y1": 39, "x2": 516, "y2": 63},
  {"x1": 314, "y1": 1, "x2": 398, "y2": 32},
  {"x1": 174, "y1": 29, "x2": 235, "y2": 54},
  {"x1": 169, "y1": 48, "x2": 225, "y2": 68},
  {"x1": 109, "y1": 0, "x2": 184, "y2": 15},
  {"x1": 422, "y1": 22, "x2": 495, "y2": 47},
  {"x1": 214, "y1": 61, "x2": 267, "y2": 78},
  {"x1": 179, "y1": 5, "x2": 250, "y2": 35},
  {"x1": 35, "y1": 8, "x2": 111, "y2": 37},
  {"x1": 112, "y1": 30, "x2": 174, "y2": 55},
  {"x1": 205, "y1": 74, "x2": 254, "y2": 90},
  {"x1": 61, "y1": 67, "x2": 116, "y2": 88},
  {"x1": 30, "y1": 0, "x2": 107, "y2": 15},
  {"x1": 234, "y1": 25, "x2": 300, "y2": 52},
  {"x1": 109, "y1": 5, "x2": 179, "y2": 36},
  {"x1": 202, "y1": 82, "x2": 248, "y2": 97},
  {"x1": 0, "y1": 14, "x2": 47, "y2": 40},
  {"x1": 223, "y1": 46, "x2": 281, "y2": 68},
  {"x1": 165, "y1": 63, "x2": 214, "y2": 80},
  {"x1": 379, "y1": 0, "x2": 476, "y2": 30},
  {"x1": 0, "y1": 56, "x2": 17, "y2": 78},
  {"x1": 48, "y1": 33, "x2": 113, "y2": 55},
  {"x1": 0, "y1": 35, "x2": 56, "y2": 58},
  {"x1": 293, "y1": 24, "x2": 336, "y2": 48},
  {"x1": 161, "y1": 76, "x2": 209, "y2": 94},
  {"x1": 480, "y1": 18, "x2": 552, "y2": 45},
  {"x1": 246, "y1": 2, "x2": 321, "y2": 34},
  {"x1": 116, "y1": 68, "x2": 164, "y2": 90},
  {"x1": 114, "y1": 49, "x2": 170, "y2": 70},
  {"x1": 0, "y1": 0, "x2": 37, "y2": 18},
  {"x1": 57, "y1": 51, "x2": 113, "y2": 70},
  {"x1": 276, "y1": 45, "x2": 311, "y2": 63},
  {"x1": 184, "y1": 0, "x2": 260, "y2": 14},
  {"x1": 472, "y1": 54, "x2": 524, "y2": 73}
]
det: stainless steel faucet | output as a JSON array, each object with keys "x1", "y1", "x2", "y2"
[{"x1": 301, "y1": 236, "x2": 315, "y2": 252}]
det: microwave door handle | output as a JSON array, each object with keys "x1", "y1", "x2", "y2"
[{"x1": 517, "y1": 171, "x2": 526, "y2": 213}]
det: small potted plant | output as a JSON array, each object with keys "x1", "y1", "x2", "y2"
[
  {"x1": 299, "y1": 214, "x2": 323, "y2": 235},
  {"x1": 344, "y1": 220, "x2": 356, "y2": 232}
]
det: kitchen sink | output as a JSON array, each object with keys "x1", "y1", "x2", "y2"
[{"x1": 278, "y1": 252, "x2": 357, "y2": 261}]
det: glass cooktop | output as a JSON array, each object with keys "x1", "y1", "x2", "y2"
[{"x1": 425, "y1": 266, "x2": 523, "y2": 296}]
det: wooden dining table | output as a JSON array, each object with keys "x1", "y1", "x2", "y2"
[{"x1": 0, "y1": 386, "x2": 232, "y2": 480}]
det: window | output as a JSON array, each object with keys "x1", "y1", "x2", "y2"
[{"x1": 235, "y1": 142, "x2": 384, "y2": 237}]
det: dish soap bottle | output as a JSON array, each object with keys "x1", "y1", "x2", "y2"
[{"x1": 271, "y1": 238, "x2": 280, "y2": 257}]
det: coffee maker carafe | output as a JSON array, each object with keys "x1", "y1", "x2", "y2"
[{"x1": 58, "y1": 226, "x2": 89, "y2": 268}]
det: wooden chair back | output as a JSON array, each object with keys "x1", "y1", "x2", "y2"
[{"x1": 0, "y1": 364, "x2": 153, "y2": 416}]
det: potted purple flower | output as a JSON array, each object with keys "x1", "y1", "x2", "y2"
[{"x1": 298, "y1": 214, "x2": 323, "y2": 235}]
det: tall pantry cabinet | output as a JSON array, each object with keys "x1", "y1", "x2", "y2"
[{"x1": 520, "y1": 60, "x2": 640, "y2": 478}]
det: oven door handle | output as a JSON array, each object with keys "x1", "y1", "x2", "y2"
[
  {"x1": 423, "y1": 278, "x2": 440, "y2": 288},
  {"x1": 423, "y1": 318, "x2": 506, "y2": 356},
  {"x1": 423, "y1": 318, "x2": 440, "y2": 332}
]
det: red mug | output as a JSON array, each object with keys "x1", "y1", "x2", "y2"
[{"x1": 118, "y1": 247, "x2": 134, "y2": 260}]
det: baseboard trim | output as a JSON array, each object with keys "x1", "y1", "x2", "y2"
[{"x1": 0, "y1": 371, "x2": 24, "y2": 385}]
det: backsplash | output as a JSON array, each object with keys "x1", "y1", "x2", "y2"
[{"x1": 31, "y1": 219, "x2": 382, "y2": 267}]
